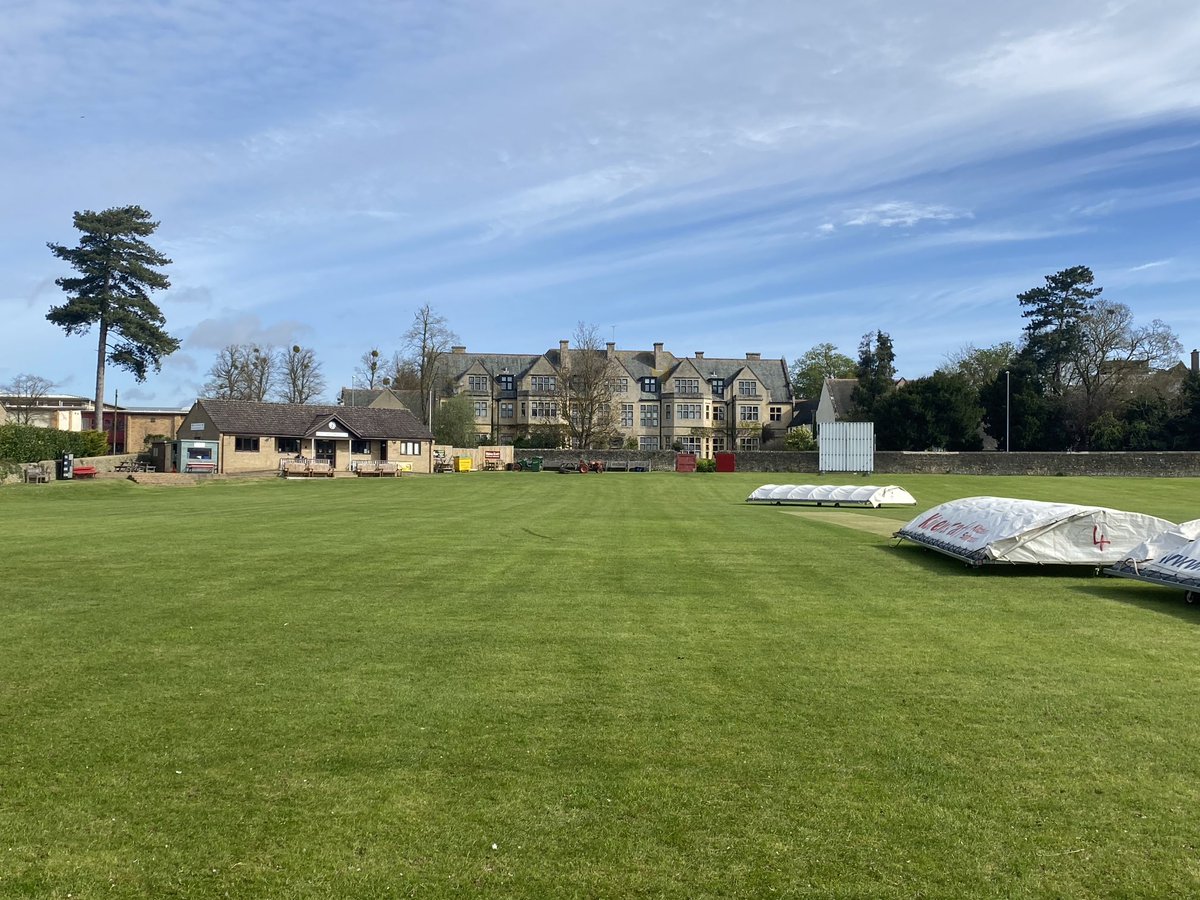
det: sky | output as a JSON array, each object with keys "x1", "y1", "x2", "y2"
[{"x1": 2, "y1": 0, "x2": 1199, "y2": 408}]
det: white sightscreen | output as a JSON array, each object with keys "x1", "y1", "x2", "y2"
[{"x1": 819, "y1": 421, "x2": 874, "y2": 474}]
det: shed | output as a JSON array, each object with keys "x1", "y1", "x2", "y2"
[
  {"x1": 894, "y1": 496, "x2": 1176, "y2": 567},
  {"x1": 747, "y1": 484, "x2": 916, "y2": 508}
]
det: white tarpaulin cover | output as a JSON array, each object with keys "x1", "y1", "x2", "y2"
[
  {"x1": 747, "y1": 484, "x2": 916, "y2": 508},
  {"x1": 894, "y1": 496, "x2": 1177, "y2": 566},
  {"x1": 1105, "y1": 520, "x2": 1200, "y2": 593}
]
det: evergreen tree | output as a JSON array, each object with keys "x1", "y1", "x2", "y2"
[
  {"x1": 874, "y1": 372, "x2": 982, "y2": 451},
  {"x1": 851, "y1": 330, "x2": 896, "y2": 418},
  {"x1": 1017, "y1": 265, "x2": 1100, "y2": 397},
  {"x1": 46, "y1": 206, "x2": 178, "y2": 426}
]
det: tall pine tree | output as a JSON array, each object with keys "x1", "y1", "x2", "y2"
[
  {"x1": 46, "y1": 206, "x2": 179, "y2": 431},
  {"x1": 1017, "y1": 265, "x2": 1100, "y2": 397}
]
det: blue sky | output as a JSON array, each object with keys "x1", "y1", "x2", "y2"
[{"x1": 2, "y1": 0, "x2": 1198, "y2": 407}]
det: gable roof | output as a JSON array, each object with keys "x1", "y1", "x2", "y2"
[
  {"x1": 192, "y1": 399, "x2": 433, "y2": 441},
  {"x1": 430, "y1": 346, "x2": 794, "y2": 402},
  {"x1": 824, "y1": 378, "x2": 858, "y2": 418}
]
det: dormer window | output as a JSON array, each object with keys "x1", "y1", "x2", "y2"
[
  {"x1": 497, "y1": 374, "x2": 514, "y2": 392},
  {"x1": 641, "y1": 377, "x2": 659, "y2": 393}
]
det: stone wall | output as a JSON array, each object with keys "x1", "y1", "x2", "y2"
[
  {"x1": 495, "y1": 449, "x2": 1200, "y2": 477},
  {"x1": 733, "y1": 451, "x2": 1200, "y2": 477}
]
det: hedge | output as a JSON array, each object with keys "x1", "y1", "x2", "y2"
[{"x1": 0, "y1": 425, "x2": 110, "y2": 464}]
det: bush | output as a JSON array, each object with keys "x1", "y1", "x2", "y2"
[
  {"x1": 696, "y1": 457, "x2": 716, "y2": 473},
  {"x1": 784, "y1": 427, "x2": 817, "y2": 451},
  {"x1": 0, "y1": 424, "x2": 109, "y2": 464}
]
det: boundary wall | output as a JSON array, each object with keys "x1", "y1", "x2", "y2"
[{"x1": 736, "y1": 451, "x2": 1200, "y2": 477}]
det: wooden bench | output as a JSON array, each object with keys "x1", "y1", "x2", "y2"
[
  {"x1": 377, "y1": 462, "x2": 399, "y2": 476},
  {"x1": 72, "y1": 465, "x2": 98, "y2": 479},
  {"x1": 185, "y1": 462, "x2": 216, "y2": 474},
  {"x1": 23, "y1": 464, "x2": 50, "y2": 484},
  {"x1": 307, "y1": 460, "x2": 334, "y2": 477},
  {"x1": 607, "y1": 460, "x2": 629, "y2": 472}
]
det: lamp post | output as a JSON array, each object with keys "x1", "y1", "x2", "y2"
[{"x1": 1005, "y1": 369, "x2": 1011, "y2": 453}]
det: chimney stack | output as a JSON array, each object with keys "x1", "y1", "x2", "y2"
[
  {"x1": 1192, "y1": 349, "x2": 1198, "y2": 374},
  {"x1": 559, "y1": 339, "x2": 570, "y2": 355},
  {"x1": 745, "y1": 352, "x2": 761, "y2": 361},
  {"x1": 695, "y1": 351, "x2": 704, "y2": 359},
  {"x1": 653, "y1": 342, "x2": 667, "y2": 371},
  {"x1": 606, "y1": 341, "x2": 616, "y2": 358},
  {"x1": 451, "y1": 345, "x2": 466, "y2": 354}
]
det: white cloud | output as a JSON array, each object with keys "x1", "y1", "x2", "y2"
[{"x1": 844, "y1": 202, "x2": 970, "y2": 229}]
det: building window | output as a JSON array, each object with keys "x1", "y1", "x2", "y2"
[
  {"x1": 235, "y1": 436, "x2": 260, "y2": 452},
  {"x1": 398, "y1": 441, "x2": 421, "y2": 455},
  {"x1": 351, "y1": 439, "x2": 372, "y2": 454},
  {"x1": 664, "y1": 404, "x2": 671, "y2": 421},
  {"x1": 531, "y1": 375, "x2": 556, "y2": 393},
  {"x1": 678, "y1": 436, "x2": 701, "y2": 453},
  {"x1": 677, "y1": 403, "x2": 702, "y2": 420},
  {"x1": 468, "y1": 375, "x2": 488, "y2": 392},
  {"x1": 712, "y1": 435, "x2": 726, "y2": 453},
  {"x1": 640, "y1": 404, "x2": 659, "y2": 427},
  {"x1": 640, "y1": 377, "x2": 658, "y2": 393},
  {"x1": 770, "y1": 406, "x2": 783, "y2": 422},
  {"x1": 709, "y1": 378, "x2": 725, "y2": 398},
  {"x1": 675, "y1": 377, "x2": 699, "y2": 394},
  {"x1": 713, "y1": 405, "x2": 726, "y2": 422},
  {"x1": 608, "y1": 377, "x2": 629, "y2": 394},
  {"x1": 738, "y1": 380, "x2": 758, "y2": 396},
  {"x1": 620, "y1": 404, "x2": 633, "y2": 428},
  {"x1": 530, "y1": 400, "x2": 558, "y2": 419},
  {"x1": 639, "y1": 436, "x2": 659, "y2": 451},
  {"x1": 739, "y1": 405, "x2": 760, "y2": 422},
  {"x1": 276, "y1": 437, "x2": 301, "y2": 454},
  {"x1": 501, "y1": 402, "x2": 514, "y2": 419},
  {"x1": 474, "y1": 400, "x2": 488, "y2": 418},
  {"x1": 739, "y1": 436, "x2": 761, "y2": 451},
  {"x1": 498, "y1": 374, "x2": 514, "y2": 392},
  {"x1": 520, "y1": 402, "x2": 527, "y2": 417}
]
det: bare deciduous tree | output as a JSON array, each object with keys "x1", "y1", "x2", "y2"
[
  {"x1": 278, "y1": 345, "x2": 326, "y2": 405},
  {"x1": 402, "y1": 304, "x2": 458, "y2": 425},
  {"x1": 356, "y1": 348, "x2": 384, "y2": 389},
  {"x1": 1065, "y1": 299, "x2": 1182, "y2": 439},
  {"x1": 556, "y1": 322, "x2": 618, "y2": 450},
  {"x1": 201, "y1": 344, "x2": 277, "y2": 400},
  {"x1": 1, "y1": 373, "x2": 56, "y2": 424},
  {"x1": 243, "y1": 346, "x2": 276, "y2": 402}
]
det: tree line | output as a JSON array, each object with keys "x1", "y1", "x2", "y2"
[{"x1": 790, "y1": 266, "x2": 1199, "y2": 451}]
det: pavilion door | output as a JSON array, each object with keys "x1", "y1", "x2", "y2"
[
  {"x1": 379, "y1": 441, "x2": 388, "y2": 461},
  {"x1": 316, "y1": 440, "x2": 337, "y2": 465}
]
